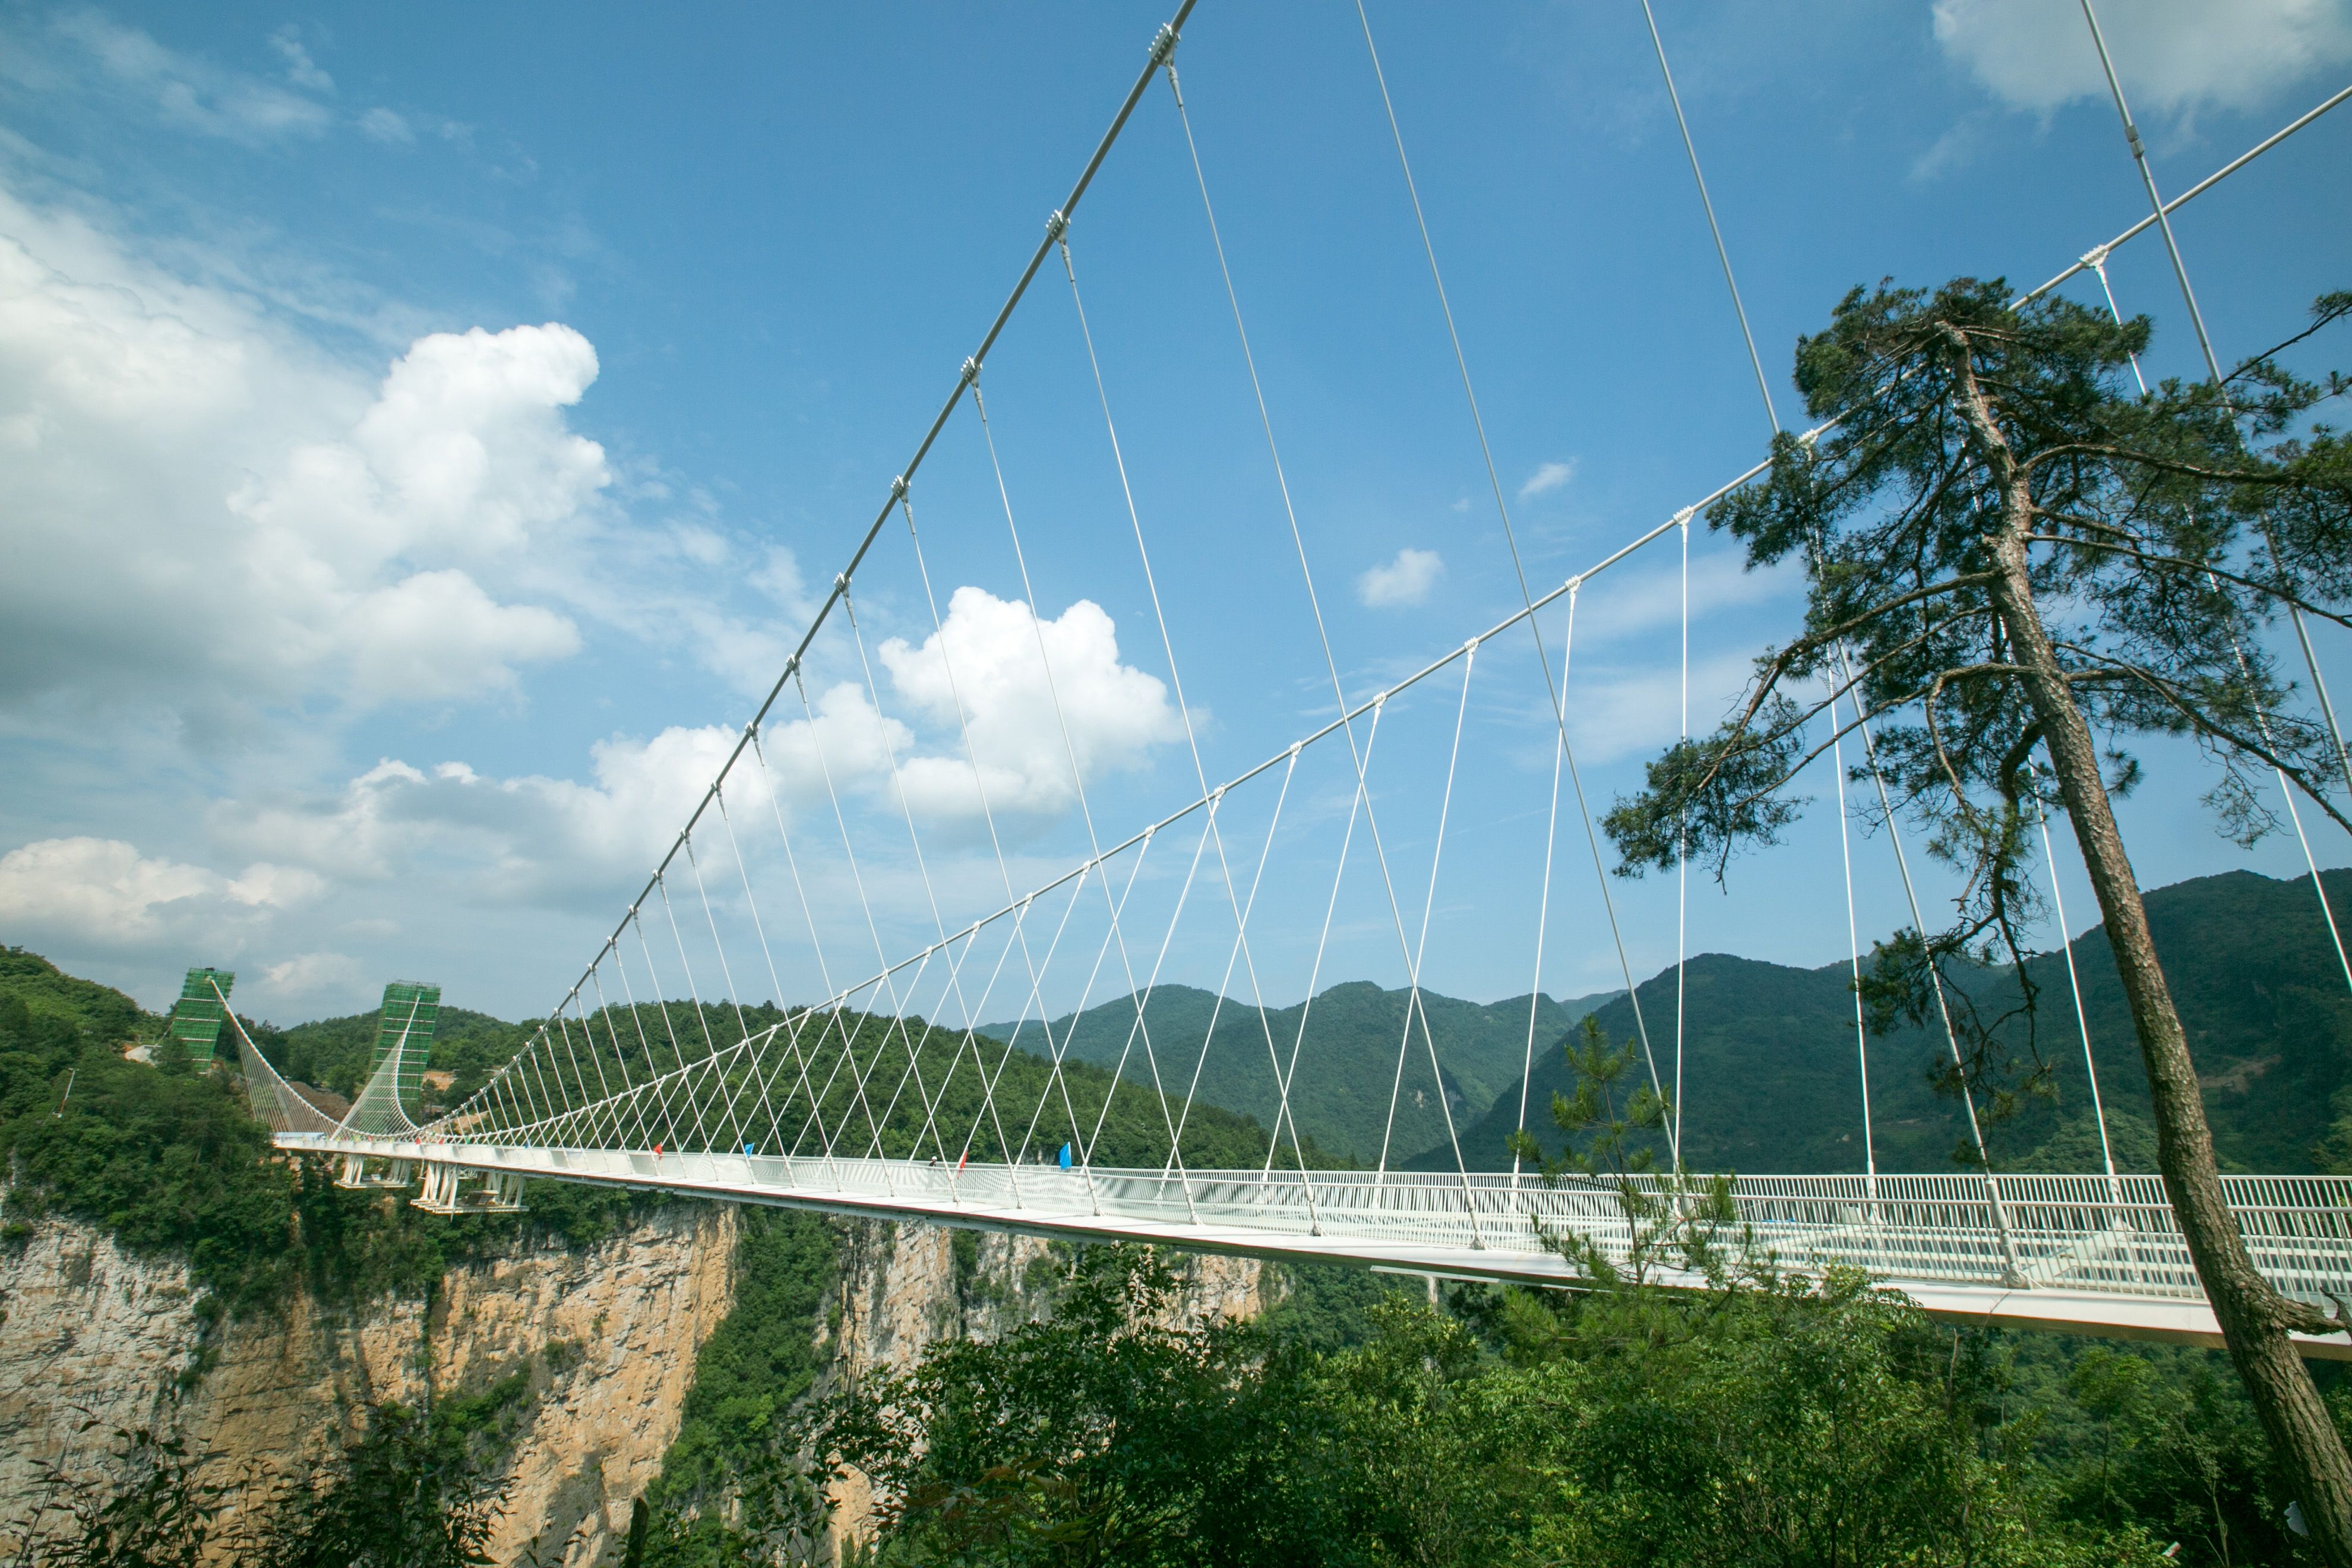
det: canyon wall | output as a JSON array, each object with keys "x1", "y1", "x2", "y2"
[
  {"x1": 1, "y1": 1203, "x2": 1266, "y2": 1566},
  {"x1": 0, "y1": 1203, "x2": 736, "y2": 1566}
]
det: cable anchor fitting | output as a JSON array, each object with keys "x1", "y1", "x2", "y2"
[
  {"x1": 1147, "y1": 22, "x2": 1178, "y2": 69},
  {"x1": 1045, "y1": 210, "x2": 1068, "y2": 246},
  {"x1": 2079, "y1": 242, "x2": 2112, "y2": 272},
  {"x1": 959, "y1": 356, "x2": 979, "y2": 386},
  {"x1": 1672, "y1": 505, "x2": 1696, "y2": 530},
  {"x1": 890, "y1": 475, "x2": 909, "y2": 502}
]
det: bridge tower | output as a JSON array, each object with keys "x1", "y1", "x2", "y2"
[{"x1": 165, "y1": 967, "x2": 233, "y2": 1063}]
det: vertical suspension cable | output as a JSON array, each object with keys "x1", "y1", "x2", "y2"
[
  {"x1": 1373, "y1": 642, "x2": 1486, "y2": 1245},
  {"x1": 1166, "y1": 748, "x2": 1300, "y2": 1174},
  {"x1": 1267, "y1": 699, "x2": 1392, "y2": 1224},
  {"x1": 713, "y1": 786, "x2": 823, "y2": 1158},
  {"x1": 1513, "y1": 585, "x2": 1575, "y2": 1188},
  {"x1": 2032, "y1": 779, "x2": 2120, "y2": 1194},
  {"x1": 2077, "y1": 0, "x2": 2352, "y2": 807},
  {"x1": 884, "y1": 493, "x2": 1191, "y2": 1202},
  {"x1": 1157, "y1": 64, "x2": 1542, "y2": 1203},
  {"x1": 1827, "y1": 687, "x2": 1878, "y2": 1197},
  {"x1": 750, "y1": 729, "x2": 874, "y2": 1180},
  {"x1": 972, "y1": 367, "x2": 1305, "y2": 1200},
  {"x1": 2079, "y1": 254, "x2": 2352, "y2": 998},
  {"x1": 788, "y1": 666, "x2": 916, "y2": 1180},
  {"x1": 1349, "y1": 0, "x2": 1675, "y2": 1139},
  {"x1": 1636, "y1": 0, "x2": 1779, "y2": 435},
  {"x1": 657, "y1": 870, "x2": 745, "y2": 1153},
  {"x1": 1838, "y1": 646, "x2": 2018, "y2": 1273},
  {"x1": 1674, "y1": 516, "x2": 1690, "y2": 1165}
]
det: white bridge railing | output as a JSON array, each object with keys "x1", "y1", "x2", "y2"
[{"x1": 284, "y1": 1136, "x2": 2352, "y2": 1343}]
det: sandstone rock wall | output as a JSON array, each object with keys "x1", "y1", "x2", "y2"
[
  {"x1": 3, "y1": 1200, "x2": 1266, "y2": 1567},
  {"x1": 0, "y1": 1203, "x2": 736, "y2": 1568}
]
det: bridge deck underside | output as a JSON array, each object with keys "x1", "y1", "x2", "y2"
[{"x1": 289, "y1": 1137, "x2": 2352, "y2": 1357}]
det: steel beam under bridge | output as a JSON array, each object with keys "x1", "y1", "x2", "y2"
[{"x1": 287, "y1": 1134, "x2": 2352, "y2": 1358}]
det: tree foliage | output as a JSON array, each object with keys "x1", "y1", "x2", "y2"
[{"x1": 1604, "y1": 279, "x2": 2351, "y2": 1109}]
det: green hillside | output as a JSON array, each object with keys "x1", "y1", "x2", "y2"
[
  {"x1": 1418, "y1": 869, "x2": 2352, "y2": 1176},
  {"x1": 252, "y1": 1004, "x2": 536, "y2": 1114},
  {"x1": 984, "y1": 982, "x2": 1614, "y2": 1165},
  {"x1": 0, "y1": 946, "x2": 148, "y2": 1048}
]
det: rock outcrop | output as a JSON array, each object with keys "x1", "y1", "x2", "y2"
[
  {"x1": 2, "y1": 1200, "x2": 1265, "y2": 1566},
  {"x1": 0, "y1": 1203, "x2": 736, "y2": 1567}
]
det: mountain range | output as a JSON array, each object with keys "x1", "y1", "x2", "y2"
[
  {"x1": 997, "y1": 868, "x2": 2352, "y2": 1177},
  {"x1": 983, "y1": 981, "x2": 1616, "y2": 1166}
]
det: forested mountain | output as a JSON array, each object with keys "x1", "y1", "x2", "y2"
[
  {"x1": 1418, "y1": 868, "x2": 2352, "y2": 1176},
  {"x1": 983, "y1": 982, "x2": 1616, "y2": 1165}
]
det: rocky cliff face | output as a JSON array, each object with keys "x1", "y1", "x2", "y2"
[
  {"x1": 0, "y1": 1203, "x2": 736, "y2": 1567},
  {"x1": 2, "y1": 1202, "x2": 1266, "y2": 1566}
]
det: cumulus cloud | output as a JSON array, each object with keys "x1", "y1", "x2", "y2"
[
  {"x1": 0, "y1": 183, "x2": 611, "y2": 721},
  {"x1": 1358, "y1": 548, "x2": 1446, "y2": 609},
  {"x1": 877, "y1": 587, "x2": 1186, "y2": 819},
  {"x1": 0, "y1": 836, "x2": 321, "y2": 951},
  {"x1": 206, "y1": 587, "x2": 1184, "y2": 913},
  {"x1": 1518, "y1": 459, "x2": 1577, "y2": 500},
  {"x1": 1932, "y1": 0, "x2": 2352, "y2": 116},
  {"x1": 214, "y1": 725, "x2": 773, "y2": 901}
]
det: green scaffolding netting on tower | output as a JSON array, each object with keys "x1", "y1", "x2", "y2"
[
  {"x1": 372, "y1": 981, "x2": 441, "y2": 1120},
  {"x1": 168, "y1": 968, "x2": 235, "y2": 1063}
]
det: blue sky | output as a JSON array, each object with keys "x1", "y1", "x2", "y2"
[{"x1": 2, "y1": 0, "x2": 2348, "y2": 1028}]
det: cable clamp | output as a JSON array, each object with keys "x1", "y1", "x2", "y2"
[
  {"x1": 890, "y1": 475, "x2": 909, "y2": 501},
  {"x1": 1672, "y1": 505, "x2": 1696, "y2": 529},
  {"x1": 1289, "y1": 739, "x2": 1304, "y2": 757},
  {"x1": 1045, "y1": 210, "x2": 1068, "y2": 245},
  {"x1": 1374, "y1": 690, "x2": 1389, "y2": 709},
  {"x1": 2079, "y1": 242, "x2": 2111, "y2": 272},
  {"x1": 1210, "y1": 784, "x2": 1227, "y2": 804},
  {"x1": 960, "y1": 356, "x2": 979, "y2": 385},
  {"x1": 1465, "y1": 636, "x2": 1481, "y2": 653},
  {"x1": 1148, "y1": 21, "x2": 1178, "y2": 68},
  {"x1": 834, "y1": 572, "x2": 850, "y2": 594}
]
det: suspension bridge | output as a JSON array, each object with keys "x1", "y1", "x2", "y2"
[{"x1": 212, "y1": 4, "x2": 2352, "y2": 1357}]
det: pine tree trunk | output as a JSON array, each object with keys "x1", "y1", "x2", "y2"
[{"x1": 1949, "y1": 333, "x2": 2352, "y2": 1565}]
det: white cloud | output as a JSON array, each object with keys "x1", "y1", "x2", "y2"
[
  {"x1": 264, "y1": 951, "x2": 363, "y2": 995},
  {"x1": 0, "y1": 836, "x2": 319, "y2": 951},
  {"x1": 1932, "y1": 0, "x2": 2352, "y2": 115},
  {"x1": 215, "y1": 726, "x2": 774, "y2": 901},
  {"x1": 358, "y1": 106, "x2": 413, "y2": 145},
  {"x1": 1357, "y1": 548, "x2": 1446, "y2": 609},
  {"x1": 0, "y1": 184, "x2": 609, "y2": 720},
  {"x1": 1570, "y1": 548, "x2": 1801, "y2": 644},
  {"x1": 877, "y1": 587, "x2": 1186, "y2": 819},
  {"x1": 1518, "y1": 459, "x2": 1577, "y2": 500},
  {"x1": 205, "y1": 588, "x2": 1184, "y2": 913},
  {"x1": 267, "y1": 27, "x2": 334, "y2": 94},
  {"x1": 46, "y1": 11, "x2": 334, "y2": 144}
]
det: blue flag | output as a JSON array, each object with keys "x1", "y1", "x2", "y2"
[{"x1": 1058, "y1": 1142, "x2": 1073, "y2": 1171}]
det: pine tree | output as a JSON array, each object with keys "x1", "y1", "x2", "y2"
[{"x1": 1602, "y1": 279, "x2": 2352, "y2": 1561}]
